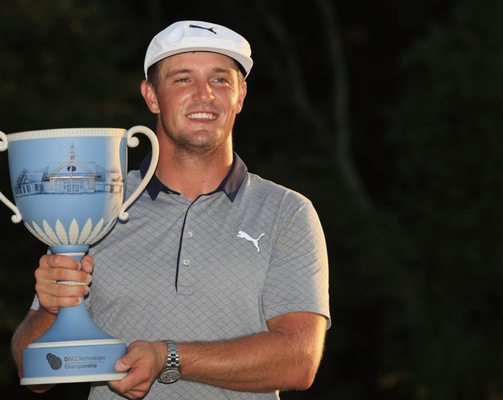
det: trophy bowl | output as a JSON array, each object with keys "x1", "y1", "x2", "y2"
[{"x1": 0, "y1": 126, "x2": 159, "y2": 385}]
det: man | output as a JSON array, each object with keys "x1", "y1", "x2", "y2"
[{"x1": 11, "y1": 20, "x2": 330, "y2": 399}]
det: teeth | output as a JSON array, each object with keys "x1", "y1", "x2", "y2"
[{"x1": 187, "y1": 112, "x2": 217, "y2": 120}]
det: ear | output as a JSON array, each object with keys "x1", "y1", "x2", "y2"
[
  {"x1": 140, "y1": 80, "x2": 160, "y2": 114},
  {"x1": 235, "y1": 80, "x2": 247, "y2": 114}
]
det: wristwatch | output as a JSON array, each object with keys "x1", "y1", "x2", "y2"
[{"x1": 158, "y1": 340, "x2": 181, "y2": 384}]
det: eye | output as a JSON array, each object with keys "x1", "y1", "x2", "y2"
[
  {"x1": 174, "y1": 77, "x2": 192, "y2": 83},
  {"x1": 212, "y1": 77, "x2": 229, "y2": 84}
]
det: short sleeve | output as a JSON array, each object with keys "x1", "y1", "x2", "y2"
[{"x1": 262, "y1": 198, "x2": 330, "y2": 328}]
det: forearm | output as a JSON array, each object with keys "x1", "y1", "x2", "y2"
[
  {"x1": 11, "y1": 308, "x2": 56, "y2": 377},
  {"x1": 178, "y1": 313, "x2": 326, "y2": 392},
  {"x1": 179, "y1": 333, "x2": 312, "y2": 391}
]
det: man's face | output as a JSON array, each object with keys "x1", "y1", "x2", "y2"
[{"x1": 143, "y1": 51, "x2": 247, "y2": 153}]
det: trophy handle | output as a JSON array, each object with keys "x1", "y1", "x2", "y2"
[
  {"x1": 0, "y1": 131, "x2": 22, "y2": 223},
  {"x1": 118, "y1": 125, "x2": 159, "y2": 221}
]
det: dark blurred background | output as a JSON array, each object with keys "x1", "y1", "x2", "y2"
[{"x1": 1, "y1": 0, "x2": 502, "y2": 399}]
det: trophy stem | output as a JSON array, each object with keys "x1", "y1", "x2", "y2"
[
  {"x1": 21, "y1": 246, "x2": 127, "y2": 385},
  {"x1": 34, "y1": 302, "x2": 117, "y2": 343}
]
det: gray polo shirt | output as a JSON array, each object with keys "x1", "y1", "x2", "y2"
[{"x1": 86, "y1": 154, "x2": 329, "y2": 400}]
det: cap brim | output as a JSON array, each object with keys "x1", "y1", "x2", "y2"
[{"x1": 146, "y1": 47, "x2": 252, "y2": 78}]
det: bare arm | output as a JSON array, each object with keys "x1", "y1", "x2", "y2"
[
  {"x1": 11, "y1": 308, "x2": 56, "y2": 393},
  {"x1": 180, "y1": 311, "x2": 327, "y2": 391},
  {"x1": 108, "y1": 312, "x2": 327, "y2": 399},
  {"x1": 11, "y1": 309, "x2": 56, "y2": 372}
]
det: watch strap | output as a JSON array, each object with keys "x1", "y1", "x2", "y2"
[
  {"x1": 157, "y1": 340, "x2": 181, "y2": 383},
  {"x1": 164, "y1": 340, "x2": 180, "y2": 370}
]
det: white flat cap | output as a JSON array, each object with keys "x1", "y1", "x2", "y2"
[{"x1": 144, "y1": 20, "x2": 253, "y2": 79}]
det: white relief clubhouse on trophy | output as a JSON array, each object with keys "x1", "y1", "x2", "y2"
[{"x1": 15, "y1": 145, "x2": 123, "y2": 197}]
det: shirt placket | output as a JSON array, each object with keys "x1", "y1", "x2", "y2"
[{"x1": 175, "y1": 199, "x2": 199, "y2": 295}]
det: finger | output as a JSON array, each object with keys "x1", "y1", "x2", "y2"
[
  {"x1": 36, "y1": 280, "x2": 89, "y2": 305},
  {"x1": 53, "y1": 281, "x2": 90, "y2": 297},
  {"x1": 40, "y1": 254, "x2": 80, "y2": 270},
  {"x1": 119, "y1": 382, "x2": 150, "y2": 400},
  {"x1": 37, "y1": 292, "x2": 83, "y2": 314},
  {"x1": 26, "y1": 383, "x2": 55, "y2": 393},
  {"x1": 109, "y1": 387, "x2": 143, "y2": 400},
  {"x1": 37, "y1": 255, "x2": 90, "y2": 283},
  {"x1": 54, "y1": 266, "x2": 91, "y2": 283},
  {"x1": 81, "y1": 255, "x2": 95, "y2": 273},
  {"x1": 125, "y1": 389, "x2": 149, "y2": 400},
  {"x1": 108, "y1": 381, "x2": 137, "y2": 399},
  {"x1": 107, "y1": 379, "x2": 121, "y2": 393},
  {"x1": 35, "y1": 267, "x2": 92, "y2": 288},
  {"x1": 109, "y1": 372, "x2": 142, "y2": 396}
]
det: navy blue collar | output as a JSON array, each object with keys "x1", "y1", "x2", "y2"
[{"x1": 139, "y1": 152, "x2": 247, "y2": 202}]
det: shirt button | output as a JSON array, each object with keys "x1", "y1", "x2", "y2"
[
  {"x1": 182, "y1": 259, "x2": 190, "y2": 266},
  {"x1": 187, "y1": 231, "x2": 193, "y2": 238}
]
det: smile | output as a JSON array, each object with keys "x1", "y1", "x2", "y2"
[{"x1": 186, "y1": 112, "x2": 217, "y2": 120}]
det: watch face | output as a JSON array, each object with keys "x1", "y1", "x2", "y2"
[{"x1": 159, "y1": 369, "x2": 180, "y2": 384}]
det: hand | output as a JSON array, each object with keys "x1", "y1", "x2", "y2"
[
  {"x1": 108, "y1": 340, "x2": 167, "y2": 400},
  {"x1": 34, "y1": 254, "x2": 94, "y2": 314}
]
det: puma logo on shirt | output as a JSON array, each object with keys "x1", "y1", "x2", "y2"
[{"x1": 237, "y1": 231, "x2": 265, "y2": 253}]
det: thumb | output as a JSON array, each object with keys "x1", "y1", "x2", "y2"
[{"x1": 115, "y1": 357, "x2": 131, "y2": 372}]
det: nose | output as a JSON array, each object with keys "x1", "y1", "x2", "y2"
[{"x1": 193, "y1": 81, "x2": 215, "y2": 103}]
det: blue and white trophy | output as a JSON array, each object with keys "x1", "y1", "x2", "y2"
[{"x1": 0, "y1": 126, "x2": 159, "y2": 385}]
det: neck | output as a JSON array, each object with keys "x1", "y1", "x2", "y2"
[{"x1": 155, "y1": 142, "x2": 233, "y2": 201}]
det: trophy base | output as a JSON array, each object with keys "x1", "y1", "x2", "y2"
[
  {"x1": 21, "y1": 372, "x2": 127, "y2": 385},
  {"x1": 21, "y1": 338, "x2": 127, "y2": 385}
]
